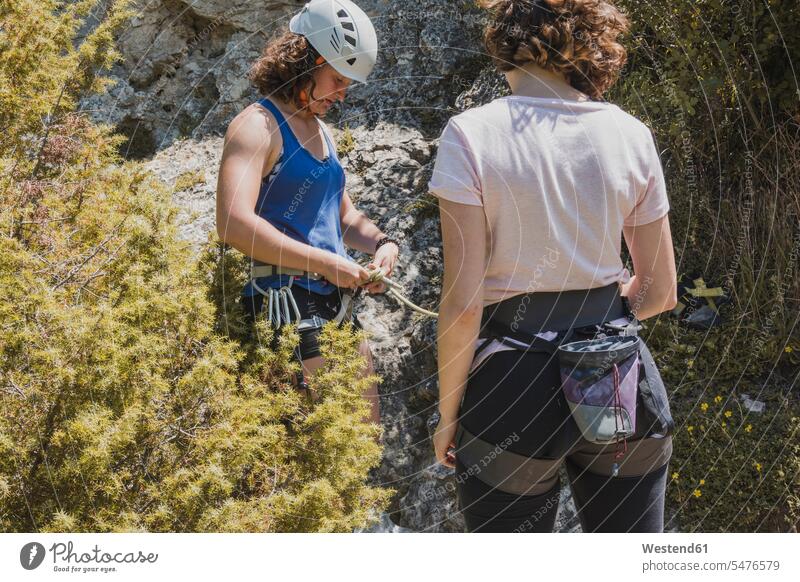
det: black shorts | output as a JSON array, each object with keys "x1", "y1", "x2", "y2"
[{"x1": 240, "y1": 285, "x2": 362, "y2": 360}]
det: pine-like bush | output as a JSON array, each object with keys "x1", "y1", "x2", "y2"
[{"x1": 0, "y1": 0, "x2": 391, "y2": 533}]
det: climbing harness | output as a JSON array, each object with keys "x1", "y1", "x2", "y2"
[
  {"x1": 249, "y1": 261, "x2": 438, "y2": 398},
  {"x1": 250, "y1": 267, "x2": 322, "y2": 400},
  {"x1": 476, "y1": 284, "x2": 644, "y2": 475},
  {"x1": 454, "y1": 283, "x2": 675, "y2": 491},
  {"x1": 251, "y1": 262, "x2": 438, "y2": 323}
]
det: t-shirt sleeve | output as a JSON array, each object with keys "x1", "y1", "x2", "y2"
[
  {"x1": 427, "y1": 118, "x2": 483, "y2": 206},
  {"x1": 624, "y1": 127, "x2": 670, "y2": 227}
]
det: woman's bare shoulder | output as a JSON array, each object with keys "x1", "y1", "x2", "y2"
[
  {"x1": 226, "y1": 103, "x2": 275, "y2": 143},
  {"x1": 222, "y1": 102, "x2": 283, "y2": 172}
]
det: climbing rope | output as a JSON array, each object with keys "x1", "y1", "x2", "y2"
[
  {"x1": 368, "y1": 267, "x2": 439, "y2": 318},
  {"x1": 331, "y1": 267, "x2": 438, "y2": 321}
]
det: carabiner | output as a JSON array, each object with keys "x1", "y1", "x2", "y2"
[
  {"x1": 266, "y1": 288, "x2": 274, "y2": 327},
  {"x1": 603, "y1": 319, "x2": 643, "y2": 337}
]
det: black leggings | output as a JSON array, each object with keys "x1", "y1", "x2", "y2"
[
  {"x1": 455, "y1": 349, "x2": 671, "y2": 533},
  {"x1": 456, "y1": 456, "x2": 668, "y2": 532}
]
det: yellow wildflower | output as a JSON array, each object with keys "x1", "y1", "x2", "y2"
[
  {"x1": 745, "y1": 424, "x2": 752, "y2": 433},
  {"x1": 724, "y1": 410, "x2": 733, "y2": 418},
  {"x1": 671, "y1": 472, "x2": 680, "y2": 480},
  {"x1": 699, "y1": 479, "x2": 705, "y2": 486},
  {"x1": 687, "y1": 425, "x2": 694, "y2": 433},
  {"x1": 700, "y1": 402, "x2": 709, "y2": 412},
  {"x1": 693, "y1": 489, "x2": 702, "y2": 498},
  {"x1": 785, "y1": 346, "x2": 794, "y2": 353},
  {"x1": 755, "y1": 462, "x2": 762, "y2": 472},
  {"x1": 714, "y1": 395, "x2": 723, "y2": 403},
  {"x1": 721, "y1": 421, "x2": 727, "y2": 428}
]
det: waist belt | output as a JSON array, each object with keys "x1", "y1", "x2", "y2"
[
  {"x1": 482, "y1": 282, "x2": 630, "y2": 335},
  {"x1": 475, "y1": 282, "x2": 637, "y2": 360},
  {"x1": 250, "y1": 263, "x2": 325, "y2": 281},
  {"x1": 247, "y1": 262, "x2": 352, "y2": 398},
  {"x1": 456, "y1": 283, "x2": 673, "y2": 492},
  {"x1": 478, "y1": 282, "x2": 633, "y2": 351}
]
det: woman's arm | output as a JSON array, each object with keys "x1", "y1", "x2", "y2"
[
  {"x1": 340, "y1": 192, "x2": 398, "y2": 293},
  {"x1": 433, "y1": 198, "x2": 486, "y2": 467},
  {"x1": 340, "y1": 192, "x2": 384, "y2": 254},
  {"x1": 216, "y1": 109, "x2": 328, "y2": 271},
  {"x1": 621, "y1": 214, "x2": 678, "y2": 320}
]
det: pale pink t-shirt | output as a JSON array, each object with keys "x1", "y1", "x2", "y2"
[{"x1": 428, "y1": 95, "x2": 670, "y2": 309}]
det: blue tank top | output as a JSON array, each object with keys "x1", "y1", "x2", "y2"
[{"x1": 241, "y1": 98, "x2": 349, "y2": 297}]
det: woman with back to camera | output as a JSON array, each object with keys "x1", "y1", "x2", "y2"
[
  {"x1": 215, "y1": 0, "x2": 399, "y2": 427},
  {"x1": 429, "y1": 0, "x2": 678, "y2": 532}
]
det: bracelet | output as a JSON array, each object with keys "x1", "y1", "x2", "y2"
[{"x1": 375, "y1": 235, "x2": 400, "y2": 253}]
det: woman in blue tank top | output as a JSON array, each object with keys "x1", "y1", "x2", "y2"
[
  {"x1": 240, "y1": 96, "x2": 349, "y2": 298},
  {"x1": 215, "y1": 1, "x2": 394, "y2": 427}
]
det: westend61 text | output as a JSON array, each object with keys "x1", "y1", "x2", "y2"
[{"x1": 642, "y1": 543, "x2": 708, "y2": 554}]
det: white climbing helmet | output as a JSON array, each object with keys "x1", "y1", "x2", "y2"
[{"x1": 289, "y1": 0, "x2": 378, "y2": 84}]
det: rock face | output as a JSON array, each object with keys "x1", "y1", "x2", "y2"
[
  {"x1": 83, "y1": 0, "x2": 490, "y2": 155},
  {"x1": 83, "y1": 0, "x2": 590, "y2": 532}
]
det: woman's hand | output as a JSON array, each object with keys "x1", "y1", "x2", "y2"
[
  {"x1": 433, "y1": 415, "x2": 458, "y2": 469},
  {"x1": 364, "y1": 241, "x2": 399, "y2": 294},
  {"x1": 320, "y1": 253, "x2": 371, "y2": 290}
]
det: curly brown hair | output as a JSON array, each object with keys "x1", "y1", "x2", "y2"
[
  {"x1": 247, "y1": 29, "x2": 322, "y2": 109},
  {"x1": 479, "y1": 0, "x2": 630, "y2": 100}
]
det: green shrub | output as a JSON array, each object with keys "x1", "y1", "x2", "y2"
[
  {"x1": 336, "y1": 124, "x2": 356, "y2": 157},
  {"x1": 0, "y1": 0, "x2": 390, "y2": 533}
]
